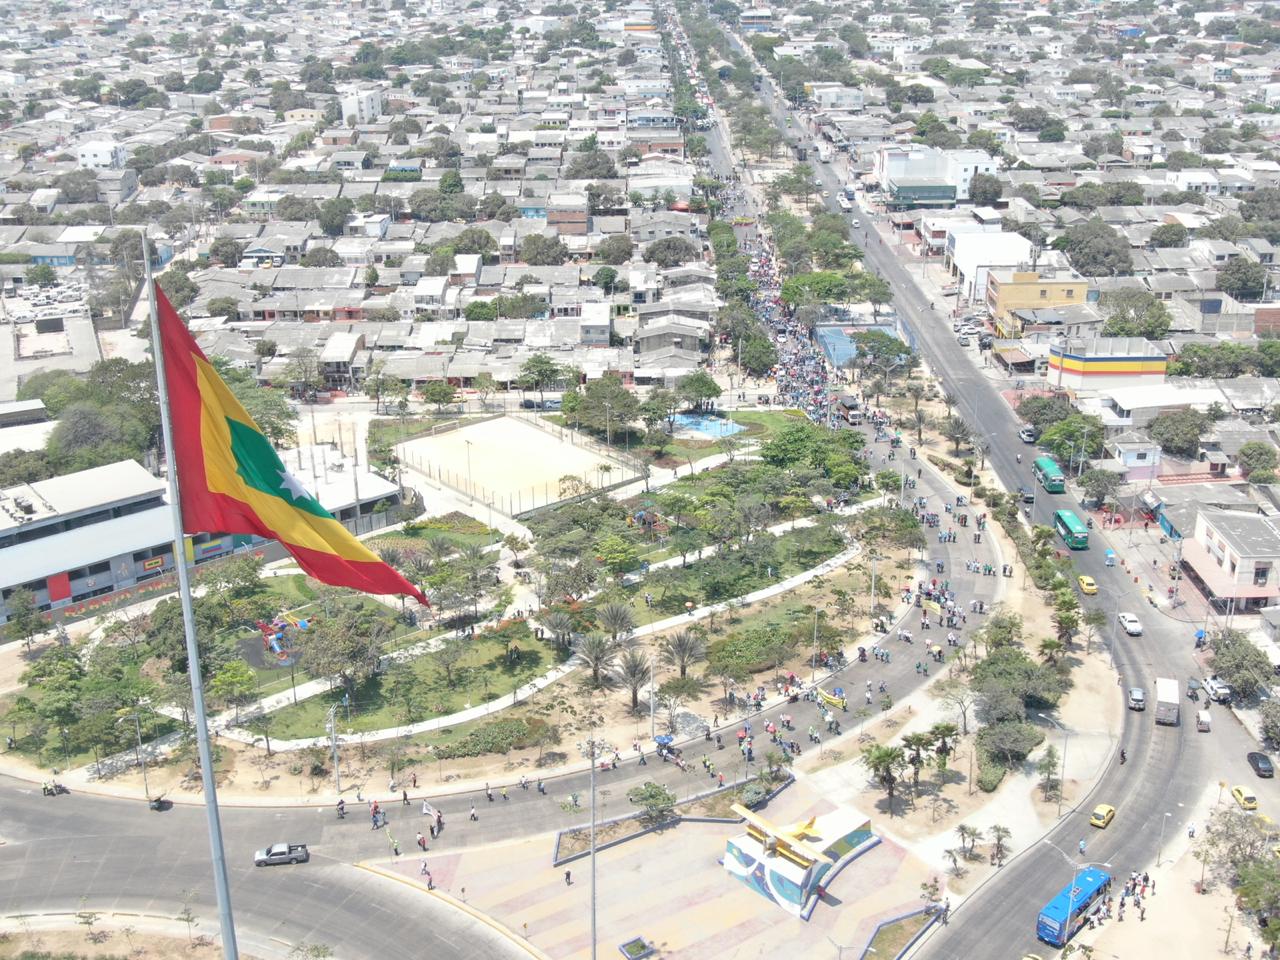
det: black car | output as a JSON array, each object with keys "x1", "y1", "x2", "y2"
[{"x1": 1248, "y1": 751, "x2": 1275, "y2": 778}]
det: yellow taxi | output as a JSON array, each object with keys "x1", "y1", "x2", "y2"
[
  {"x1": 1232, "y1": 785, "x2": 1259, "y2": 811},
  {"x1": 1078, "y1": 575, "x2": 1098, "y2": 595},
  {"x1": 1090, "y1": 803, "x2": 1116, "y2": 828}
]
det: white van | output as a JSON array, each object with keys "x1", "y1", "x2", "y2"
[{"x1": 1196, "y1": 710, "x2": 1211, "y2": 732}]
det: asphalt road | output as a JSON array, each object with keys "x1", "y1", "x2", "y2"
[
  {"x1": 0, "y1": 400, "x2": 1007, "y2": 956},
  {"x1": 0, "y1": 778, "x2": 528, "y2": 959},
  {"x1": 693, "y1": 18, "x2": 1280, "y2": 956}
]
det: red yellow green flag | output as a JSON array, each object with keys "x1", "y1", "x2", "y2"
[{"x1": 154, "y1": 284, "x2": 428, "y2": 605}]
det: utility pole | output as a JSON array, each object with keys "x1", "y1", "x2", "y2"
[{"x1": 327, "y1": 704, "x2": 342, "y2": 793}]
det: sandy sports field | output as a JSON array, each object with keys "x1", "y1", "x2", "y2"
[{"x1": 397, "y1": 415, "x2": 637, "y2": 512}]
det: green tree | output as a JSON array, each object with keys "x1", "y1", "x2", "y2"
[
  {"x1": 1149, "y1": 408, "x2": 1208, "y2": 457},
  {"x1": 520, "y1": 234, "x2": 569, "y2": 266},
  {"x1": 627, "y1": 781, "x2": 677, "y2": 822},
  {"x1": 420, "y1": 380, "x2": 456, "y2": 411},
  {"x1": 1100, "y1": 289, "x2": 1172, "y2": 339},
  {"x1": 209, "y1": 237, "x2": 244, "y2": 266},
  {"x1": 573, "y1": 633, "x2": 618, "y2": 688},
  {"x1": 660, "y1": 629, "x2": 706, "y2": 679},
  {"x1": 676, "y1": 370, "x2": 722, "y2": 411},
  {"x1": 317, "y1": 197, "x2": 353, "y2": 236},
  {"x1": 643, "y1": 236, "x2": 701, "y2": 268},
  {"x1": 1149, "y1": 223, "x2": 1188, "y2": 248},
  {"x1": 520, "y1": 353, "x2": 563, "y2": 407},
  {"x1": 595, "y1": 235, "x2": 634, "y2": 265},
  {"x1": 592, "y1": 266, "x2": 620, "y2": 294},
  {"x1": 968, "y1": 172, "x2": 1002, "y2": 205},
  {"x1": 860, "y1": 744, "x2": 907, "y2": 814},
  {"x1": 1079, "y1": 468, "x2": 1122, "y2": 505},
  {"x1": 24, "y1": 263, "x2": 56, "y2": 287},
  {"x1": 4, "y1": 588, "x2": 44, "y2": 651},
  {"x1": 1059, "y1": 219, "x2": 1132, "y2": 276},
  {"x1": 207, "y1": 659, "x2": 257, "y2": 722},
  {"x1": 1217, "y1": 257, "x2": 1267, "y2": 300},
  {"x1": 1238, "y1": 441, "x2": 1278, "y2": 479},
  {"x1": 1039, "y1": 414, "x2": 1104, "y2": 469}
]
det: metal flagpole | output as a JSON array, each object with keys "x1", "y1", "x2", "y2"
[{"x1": 144, "y1": 245, "x2": 241, "y2": 959}]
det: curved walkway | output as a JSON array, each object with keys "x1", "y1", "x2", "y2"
[{"x1": 67, "y1": 497, "x2": 885, "y2": 788}]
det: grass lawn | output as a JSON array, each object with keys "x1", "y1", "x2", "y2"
[
  {"x1": 597, "y1": 524, "x2": 847, "y2": 622},
  {"x1": 261, "y1": 620, "x2": 570, "y2": 739},
  {"x1": 866, "y1": 912, "x2": 932, "y2": 957},
  {"x1": 369, "y1": 511, "x2": 499, "y2": 552},
  {"x1": 367, "y1": 415, "x2": 445, "y2": 447}
]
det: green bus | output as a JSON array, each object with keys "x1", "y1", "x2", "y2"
[
  {"x1": 1033, "y1": 456, "x2": 1066, "y2": 493},
  {"x1": 1053, "y1": 509, "x2": 1089, "y2": 549}
]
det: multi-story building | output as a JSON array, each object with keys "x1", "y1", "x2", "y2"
[
  {"x1": 76, "y1": 140, "x2": 125, "y2": 170},
  {"x1": 985, "y1": 269, "x2": 1089, "y2": 336},
  {"x1": 0, "y1": 457, "x2": 404, "y2": 624},
  {"x1": 339, "y1": 85, "x2": 383, "y2": 126},
  {"x1": 1181, "y1": 507, "x2": 1280, "y2": 611}
]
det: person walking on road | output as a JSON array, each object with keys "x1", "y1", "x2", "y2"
[
  {"x1": 565, "y1": 869, "x2": 572, "y2": 886},
  {"x1": 469, "y1": 804, "x2": 478, "y2": 821}
]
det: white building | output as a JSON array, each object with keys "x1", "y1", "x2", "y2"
[
  {"x1": 76, "y1": 140, "x2": 125, "y2": 170},
  {"x1": 945, "y1": 231, "x2": 1035, "y2": 302},
  {"x1": 339, "y1": 86, "x2": 384, "y2": 125}
]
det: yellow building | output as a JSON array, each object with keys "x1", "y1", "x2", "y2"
[{"x1": 985, "y1": 269, "x2": 1090, "y2": 337}]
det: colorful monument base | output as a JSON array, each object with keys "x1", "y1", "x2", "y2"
[{"x1": 723, "y1": 806, "x2": 875, "y2": 918}]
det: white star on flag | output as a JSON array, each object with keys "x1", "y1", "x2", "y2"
[{"x1": 278, "y1": 469, "x2": 313, "y2": 502}]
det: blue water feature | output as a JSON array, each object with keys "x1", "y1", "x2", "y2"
[
  {"x1": 813, "y1": 324, "x2": 909, "y2": 368},
  {"x1": 671, "y1": 413, "x2": 746, "y2": 439}
]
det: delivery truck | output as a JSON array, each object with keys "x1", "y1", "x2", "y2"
[{"x1": 1154, "y1": 677, "x2": 1179, "y2": 725}]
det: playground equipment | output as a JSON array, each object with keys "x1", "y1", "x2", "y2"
[
  {"x1": 254, "y1": 614, "x2": 314, "y2": 667},
  {"x1": 724, "y1": 805, "x2": 875, "y2": 918}
]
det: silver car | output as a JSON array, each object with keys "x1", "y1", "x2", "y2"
[{"x1": 1127, "y1": 687, "x2": 1146, "y2": 710}]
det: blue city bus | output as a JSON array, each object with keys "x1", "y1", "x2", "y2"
[{"x1": 1037, "y1": 867, "x2": 1112, "y2": 947}]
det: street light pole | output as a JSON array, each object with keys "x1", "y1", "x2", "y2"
[
  {"x1": 1157, "y1": 811, "x2": 1172, "y2": 867},
  {"x1": 122, "y1": 714, "x2": 150, "y2": 800}
]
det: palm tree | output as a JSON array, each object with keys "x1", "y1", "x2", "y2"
[
  {"x1": 870, "y1": 377, "x2": 889, "y2": 406},
  {"x1": 989, "y1": 824, "x2": 1012, "y2": 865},
  {"x1": 615, "y1": 648, "x2": 651, "y2": 712},
  {"x1": 901, "y1": 731, "x2": 936, "y2": 798},
  {"x1": 1039, "y1": 636, "x2": 1066, "y2": 664},
  {"x1": 905, "y1": 382, "x2": 925, "y2": 413},
  {"x1": 941, "y1": 391, "x2": 957, "y2": 418},
  {"x1": 596, "y1": 601, "x2": 635, "y2": 644},
  {"x1": 573, "y1": 633, "x2": 618, "y2": 688},
  {"x1": 956, "y1": 823, "x2": 983, "y2": 860},
  {"x1": 929, "y1": 722, "x2": 960, "y2": 759},
  {"x1": 913, "y1": 408, "x2": 929, "y2": 444},
  {"x1": 660, "y1": 629, "x2": 707, "y2": 679},
  {"x1": 540, "y1": 609, "x2": 576, "y2": 649},
  {"x1": 422, "y1": 535, "x2": 456, "y2": 568},
  {"x1": 860, "y1": 744, "x2": 907, "y2": 814},
  {"x1": 376, "y1": 545, "x2": 404, "y2": 570},
  {"x1": 941, "y1": 416, "x2": 972, "y2": 455}
]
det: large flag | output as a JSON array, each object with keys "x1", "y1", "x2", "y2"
[{"x1": 154, "y1": 284, "x2": 429, "y2": 605}]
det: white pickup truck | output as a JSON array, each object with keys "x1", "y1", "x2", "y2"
[
  {"x1": 254, "y1": 842, "x2": 310, "y2": 866},
  {"x1": 1202, "y1": 675, "x2": 1233, "y2": 703}
]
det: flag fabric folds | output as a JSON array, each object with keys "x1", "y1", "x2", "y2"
[{"x1": 154, "y1": 284, "x2": 429, "y2": 605}]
